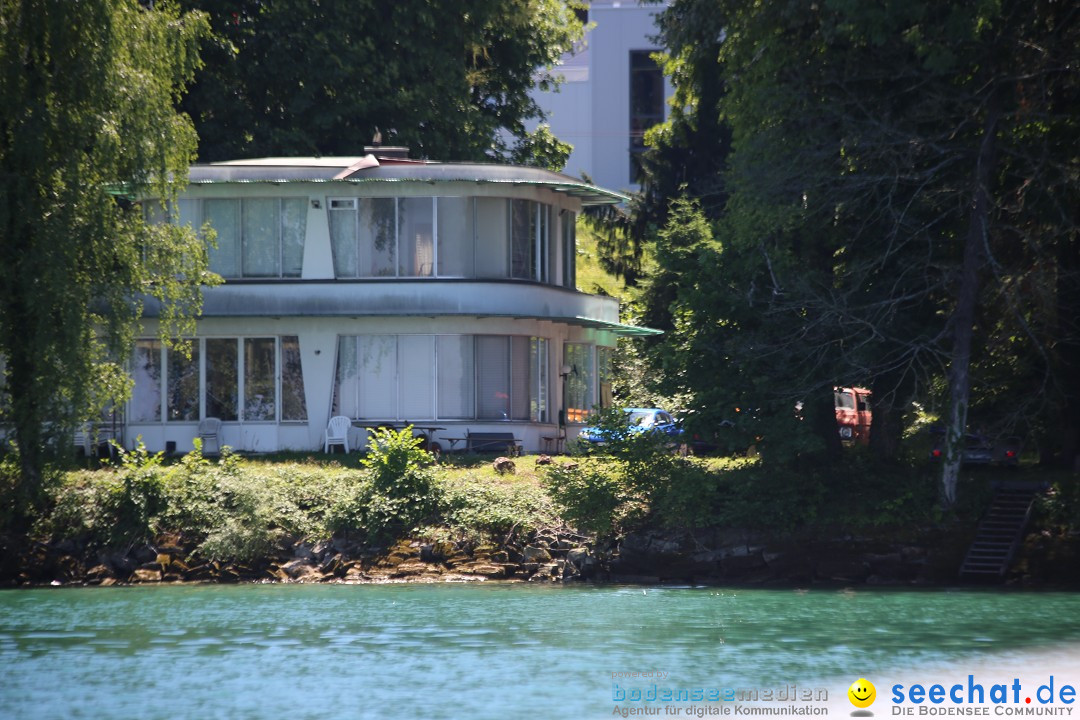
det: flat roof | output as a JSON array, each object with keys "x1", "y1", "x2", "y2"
[{"x1": 187, "y1": 156, "x2": 628, "y2": 205}]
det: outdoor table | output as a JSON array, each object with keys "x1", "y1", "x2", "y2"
[{"x1": 408, "y1": 425, "x2": 446, "y2": 451}]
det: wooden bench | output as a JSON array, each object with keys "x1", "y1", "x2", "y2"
[{"x1": 464, "y1": 431, "x2": 522, "y2": 455}]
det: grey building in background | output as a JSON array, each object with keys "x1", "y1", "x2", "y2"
[{"x1": 530, "y1": 1, "x2": 673, "y2": 192}]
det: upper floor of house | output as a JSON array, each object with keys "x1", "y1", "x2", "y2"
[
  {"x1": 152, "y1": 151, "x2": 625, "y2": 285},
  {"x1": 143, "y1": 151, "x2": 630, "y2": 325}
]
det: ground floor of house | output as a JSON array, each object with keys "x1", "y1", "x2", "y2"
[{"x1": 122, "y1": 315, "x2": 623, "y2": 454}]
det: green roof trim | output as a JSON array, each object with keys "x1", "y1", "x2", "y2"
[{"x1": 572, "y1": 316, "x2": 663, "y2": 336}]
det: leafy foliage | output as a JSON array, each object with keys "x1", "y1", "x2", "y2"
[
  {"x1": 545, "y1": 409, "x2": 726, "y2": 534},
  {"x1": 0, "y1": 0, "x2": 212, "y2": 513},
  {"x1": 595, "y1": 0, "x2": 1080, "y2": 504},
  {"x1": 179, "y1": 0, "x2": 585, "y2": 163}
]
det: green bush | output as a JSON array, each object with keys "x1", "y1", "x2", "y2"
[
  {"x1": 442, "y1": 474, "x2": 559, "y2": 539},
  {"x1": 351, "y1": 427, "x2": 442, "y2": 541},
  {"x1": 551, "y1": 408, "x2": 726, "y2": 534},
  {"x1": 542, "y1": 458, "x2": 639, "y2": 535},
  {"x1": 43, "y1": 439, "x2": 167, "y2": 548}
]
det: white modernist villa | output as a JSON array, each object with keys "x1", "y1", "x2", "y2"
[{"x1": 127, "y1": 149, "x2": 657, "y2": 454}]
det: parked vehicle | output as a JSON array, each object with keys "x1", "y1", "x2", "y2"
[
  {"x1": 928, "y1": 427, "x2": 1021, "y2": 466},
  {"x1": 578, "y1": 408, "x2": 682, "y2": 446},
  {"x1": 834, "y1": 387, "x2": 872, "y2": 445}
]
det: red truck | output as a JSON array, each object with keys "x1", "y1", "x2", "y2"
[{"x1": 835, "y1": 387, "x2": 871, "y2": 445}]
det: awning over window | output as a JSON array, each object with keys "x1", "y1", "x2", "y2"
[{"x1": 569, "y1": 316, "x2": 663, "y2": 337}]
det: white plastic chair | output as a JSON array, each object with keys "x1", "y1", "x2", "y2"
[
  {"x1": 324, "y1": 416, "x2": 352, "y2": 453},
  {"x1": 198, "y1": 417, "x2": 222, "y2": 455}
]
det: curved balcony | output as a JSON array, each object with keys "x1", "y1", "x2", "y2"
[{"x1": 139, "y1": 279, "x2": 651, "y2": 334}]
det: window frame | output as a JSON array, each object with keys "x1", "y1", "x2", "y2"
[
  {"x1": 332, "y1": 333, "x2": 550, "y2": 423},
  {"x1": 171, "y1": 197, "x2": 307, "y2": 279},
  {"x1": 130, "y1": 336, "x2": 306, "y2": 424}
]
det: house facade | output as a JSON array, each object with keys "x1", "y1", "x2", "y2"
[{"x1": 127, "y1": 151, "x2": 656, "y2": 454}]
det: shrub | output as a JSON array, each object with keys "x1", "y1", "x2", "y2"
[
  {"x1": 542, "y1": 458, "x2": 644, "y2": 535},
  {"x1": 353, "y1": 427, "x2": 442, "y2": 541},
  {"x1": 43, "y1": 439, "x2": 167, "y2": 548},
  {"x1": 441, "y1": 473, "x2": 559, "y2": 540}
]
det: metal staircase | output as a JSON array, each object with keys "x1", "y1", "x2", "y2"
[{"x1": 959, "y1": 484, "x2": 1043, "y2": 580}]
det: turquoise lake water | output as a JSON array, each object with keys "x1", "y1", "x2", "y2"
[{"x1": 2, "y1": 583, "x2": 1080, "y2": 719}]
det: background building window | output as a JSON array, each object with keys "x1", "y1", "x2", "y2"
[{"x1": 629, "y1": 50, "x2": 664, "y2": 183}]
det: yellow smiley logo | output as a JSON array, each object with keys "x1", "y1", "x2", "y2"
[{"x1": 848, "y1": 678, "x2": 876, "y2": 708}]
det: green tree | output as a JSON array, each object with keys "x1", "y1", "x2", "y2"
[
  {"x1": 0, "y1": 0, "x2": 212, "y2": 518},
  {"x1": 179, "y1": 0, "x2": 585, "y2": 163},
  {"x1": 619, "y1": 0, "x2": 1080, "y2": 501}
]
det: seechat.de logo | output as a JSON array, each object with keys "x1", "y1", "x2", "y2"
[{"x1": 849, "y1": 678, "x2": 877, "y2": 714}]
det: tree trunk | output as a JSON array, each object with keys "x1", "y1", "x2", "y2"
[
  {"x1": 869, "y1": 370, "x2": 912, "y2": 462},
  {"x1": 942, "y1": 101, "x2": 999, "y2": 507},
  {"x1": 811, "y1": 386, "x2": 844, "y2": 463}
]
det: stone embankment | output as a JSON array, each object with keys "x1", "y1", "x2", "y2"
[{"x1": 0, "y1": 529, "x2": 603, "y2": 586}]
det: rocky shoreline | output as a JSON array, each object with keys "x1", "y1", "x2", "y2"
[{"x1": 9, "y1": 520, "x2": 1060, "y2": 588}]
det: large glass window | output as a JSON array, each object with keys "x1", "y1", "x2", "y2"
[
  {"x1": 244, "y1": 338, "x2": 276, "y2": 421},
  {"x1": 477, "y1": 336, "x2": 511, "y2": 419},
  {"x1": 167, "y1": 344, "x2": 199, "y2": 422},
  {"x1": 597, "y1": 346, "x2": 613, "y2": 409},
  {"x1": 474, "y1": 197, "x2": 508, "y2": 278},
  {"x1": 564, "y1": 343, "x2": 594, "y2": 423},
  {"x1": 327, "y1": 196, "x2": 557, "y2": 282},
  {"x1": 437, "y1": 197, "x2": 474, "y2": 276},
  {"x1": 510, "y1": 199, "x2": 535, "y2": 280},
  {"x1": 562, "y1": 212, "x2": 576, "y2": 289},
  {"x1": 138, "y1": 337, "x2": 304, "y2": 423},
  {"x1": 530, "y1": 338, "x2": 549, "y2": 422},
  {"x1": 333, "y1": 334, "x2": 548, "y2": 422},
  {"x1": 398, "y1": 197, "x2": 434, "y2": 277},
  {"x1": 204, "y1": 199, "x2": 241, "y2": 278},
  {"x1": 281, "y1": 336, "x2": 307, "y2": 422},
  {"x1": 185, "y1": 197, "x2": 307, "y2": 278},
  {"x1": 437, "y1": 335, "x2": 474, "y2": 418},
  {"x1": 510, "y1": 200, "x2": 550, "y2": 282},
  {"x1": 331, "y1": 197, "x2": 429, "y2": 278},
  {"x1": 328, "y1": 198, "x2": 358, "y2": 277},
  {"x1": 399, "y1": 335, "x2": 435, "y2": 419},
  {"x1": 358, "y1": 335, "x2": 397, "y2": 418},
  {"x1": 242, "y1": 198, "x2": 279, "y2": 277},
  {"x1": 131, "y1": 340, "x2": 162, "y2": 422},
  {"x1": 205, "y1": 339, "x2": 239, "y2": 421}
]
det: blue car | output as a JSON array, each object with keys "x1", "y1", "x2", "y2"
[{"x1": 578, "y1": 408, "x2": 683, "y2": 445}]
